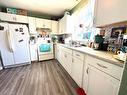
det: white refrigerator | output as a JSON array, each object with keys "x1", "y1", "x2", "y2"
[{"x1": 0, "y1": 22, "x2": 31, "y2": 68}]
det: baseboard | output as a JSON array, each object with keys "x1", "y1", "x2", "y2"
[{"x1": 4, "y1": 62, "x2": 31, "y2": 69}]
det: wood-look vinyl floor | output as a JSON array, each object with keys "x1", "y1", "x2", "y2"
[{"x1": 0, "y1": 60, "x2": 78, "y2": 95}]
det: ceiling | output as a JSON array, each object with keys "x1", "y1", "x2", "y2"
[{"x1": 0, "y1": 0, "x2": 81, "y2": 16}]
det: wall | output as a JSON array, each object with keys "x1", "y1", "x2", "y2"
[
  {"x1": 0, "y1": 0, "x2": 88, "y2": 20},
  {"x1": 0, "y1": 6, "x2": 59, "y2": 20},
  {"x1": 100, "y1": 22, "x2": 127, "y2": 95},
  {"x1": 70, "y1": 0, "x2": 88, "y2": 14}
]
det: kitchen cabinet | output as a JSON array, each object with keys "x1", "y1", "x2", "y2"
[
  {"x1": 0, "y1": 52, "x2": 3, "y2": 70},
  {"x1": 35, "y1": 18, "x2": 44, "y2": 28},
  {"x1": 15, "y1": 15, "x2": 28, "y2": 23},
  {"x1": 59, "y1": 14, "x2": 72, "y2": 34},
  {"x1": 71, "y1": 51, "x2": 84, "y2": 87},
  {"x1": 0, "y1": 12, "x2": 28, "y2": 23},
  {"x1": 59, "y1": 17, "x2": 64, "y2": 34},
  {"x1": 28, "y1": 17, "x2": 37, "y2": 34},
  {"x1": 54, "y1": 44, "x2": 57, "y2": 59},
  {"x1": 35, "y1": 18, "x2": 51, "y2": 28},
  {"x1": 82, "y1": 57, "x2": 89, "y2": 93},
  {"x1": 51, "y1": 20, "x2": 58, "y2": 34},
  {"x1": 85, "y1": 56, "x2": 123, "y2": 95},
  {"x1": 94, "y1": 0, "x2": 127, "y2": 27},
  {"x1": 30, "y1": 44, "x2": 38, "y2": 61},
  {"x1": 57, "y1": 45, "x2": 84, "y2": 87},
  {"x1": 43, "y1": 19, "x2": 51, "y2": 28},
  {"x1": 62, "y1": 47, "x2": 72, "y2": 75},
  {"x1": 87, "y1": 65, "x2": 120, "y2": 95},
  {"x1": 56, "y1": 45, "x2": 62, "y2": 64}
]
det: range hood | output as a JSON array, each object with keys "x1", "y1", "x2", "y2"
[{"x1": 36, "y1": 28, "x2": 51, "y2": 32}]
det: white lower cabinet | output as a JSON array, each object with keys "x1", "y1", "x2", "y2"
[
  {"x1": 30, "y1": 44, "x2": 38, "y2": 61},
  {"x1": 56, "y1": 45, "x2": 62, "y2": 63},
  {"x1": 83, "y1": 55, "x2": 122, "y2": 95},
  {"x1": 83, "y1": 62, "x2": 89, "y2": 93},
  {"x1": 87, "y1": 65, "x2": 120, "y2": 95},
  {"x1": 71, "y1": 56, "x2": 84, "y2": 87},
  {"x1": 56, "y1": 45, "x2": 122, "y2": 95},
  {"x1": 63, "y1": 52, "x2": 72, "y2": 75},
  {"x1": 59, "y1": 46, "x2": 73, "y2": 75}
]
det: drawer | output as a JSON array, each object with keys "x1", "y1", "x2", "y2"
[
  {"x1": 86, "y1": 56, "x2": 123, "y2": 80},
  {"x1": 61, "y1": 46, "x2": 72, "y2": 54},
  {"x1": 73, "y1": 50, "x2": 84, "y2": 60}
]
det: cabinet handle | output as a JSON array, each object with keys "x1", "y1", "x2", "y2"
[
  {"x1": 93, "y1": 17, "x2": 95, "y2": 24},
  {"x1": 72, "y1": 58, "x2": 74, "y2": 63},
  {"x1": 15, "y1": 17, "x2": 17, "y2": 21},
  {"x1": 64, "y1": 54, "x2": 67, "y2": 58},
  {"x1": 97, "y1": 63, "x2": 108, "y2": 69},
  {"x1": 86, "y1": 67, "x2": 89, "y2": 74},
  {"x1": 76, "y1": 54, "x2": 80, "y2": 57}
]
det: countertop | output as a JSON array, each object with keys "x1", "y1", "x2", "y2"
[{"x1": 58, "y1": 43, "x2": 125, "y2": 67}]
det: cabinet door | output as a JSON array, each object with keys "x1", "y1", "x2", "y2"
[
  {"x1": 60, "y1": 50, "x2": 66, "y2": 67},
  {"x1": 66, "y1": 15, "x2": 72, "y2": 34},
  {"x1": 44, "y1": 19, "x2": 51, "y2": 28},
  {"x1": 28, "y1": 17, "x2": 37, "y2": 34},
  {"x1": 30, "y1": 44, "x2": 38, "y2": 61},
  {"x1": 0, "y1": 12, "x2": 28, "y2": 23},
  {"x1": 56, "y1": 45, "x2": 62, "y2": 64},
  {"x1": 94, "y1": 0, "x2": 127, "y2": 27},
  {"x1": 63, "y1": 52, "x2": 72, "y2": 75},
  {"x1": 16, "y1": 15, "x2": 28, "y2": 23},
  {"x1": 51, "y1": 21, "x2": 58, "y2": 34},
  {"x1": 35, "y1": 18, "x2": 44, "y2": 28},
  {"x1": 71, "y1": 57, "x2": 84, "y2": 87},
  {"x1": 58, "y1": 19, "x2": 64, "y2": 34},
  {"x1": 87, "y1": 65, "x2": 120, "y2": 95},
  {"x1": 0, "y1": 12, "x2": 17, "y2": 22},
  {"x1": 83, "y1": 63, "x2": 89, "y2": 93}
]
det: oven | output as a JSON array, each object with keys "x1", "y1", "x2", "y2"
[
  {"x1": 38, "y1": 43, "x2": 53, "y2": 54},
  {"x1": 37, "y1": 39, "x2": 54, "y2": 61}
]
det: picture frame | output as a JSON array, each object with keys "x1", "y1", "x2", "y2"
[{"x1": 111, "y1": 27, "x2": 126, "y2": 38}]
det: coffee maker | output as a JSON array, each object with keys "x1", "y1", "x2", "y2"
[{"x1": 93, "y1": 34, "x2": 104, "y2": 50}]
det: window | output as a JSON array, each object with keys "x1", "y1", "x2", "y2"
[{"x1": 72, "y1": 0, "x2": 99, "y2": 42}]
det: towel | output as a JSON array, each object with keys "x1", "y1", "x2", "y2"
[{"x1": 76, "y1": 87, "x2": 87, "y2": 95}]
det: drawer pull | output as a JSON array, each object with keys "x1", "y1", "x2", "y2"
[
  {"x1": 86, "y1": 67, "x2": 89, "y2": 74},
  {"x1": 64, "y1": 54, "x2": 67, "y2": 58},
  {"x1": 76, "y1": 54, "x2": 80, "y2": 56},
  {"x1": 97, "y1": 63, "x2": 108, "y2": 69}
]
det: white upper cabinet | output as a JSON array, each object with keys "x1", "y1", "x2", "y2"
[
  {"x1": 0, "y1": 12, "x2": 28, "y2": 23},
  {"x1": 35, "y1": 18, "x2": 44, "y2": 28},
  {"x1": 51, "y1": 20, "x2": 58, "y2": 34},
  {"x1": 94, "y1": 0, "x2": 127, "y2": 27},
  {"x1": 28, "y1": 17, "x2": 37, "y2": 34},
  {"x1": 43, "y1": 19, "x2": 51, "y2": 28},
  {"x1": 15, "y1": 15, "x2": 28, "y2": 23},
  {"x1": 35, "y1": 18, "x2": 51, "y2": 28},
  {"x1": 59, "y1": 14, "x2": 72, "y2": 34}
]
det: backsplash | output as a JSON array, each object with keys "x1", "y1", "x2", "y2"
[
  {"x1": 102, "y1": 25, "x2": 127, "y2": 41},
  {"x1": 100, "y1": 23, "x2": 127, "y2": 53}
]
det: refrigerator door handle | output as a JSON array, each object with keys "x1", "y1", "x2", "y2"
[{"x1": 7, "y1": 30, "x2": 15, "y2": 52}]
